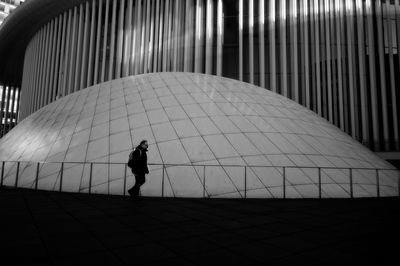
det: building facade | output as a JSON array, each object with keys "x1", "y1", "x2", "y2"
[{"x1": 0, "y1": 0, "x2": 400, "y2": 155}]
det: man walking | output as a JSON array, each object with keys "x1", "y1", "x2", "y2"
[{"x1": 128, "y1": 140, "x2": 149, "y2": 199}]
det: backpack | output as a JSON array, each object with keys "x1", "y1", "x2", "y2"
[{"x1": 127, "y1": 148, "x2": 142, "y2": 169}]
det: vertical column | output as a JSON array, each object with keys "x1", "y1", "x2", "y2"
[
  {"x1": 35, "y1": 28, "x2": 46, "y2": 110},
  {"x1": 205, "y1": 0, "x2": 213, "y2": 74},
  {"x1": 376, "y1": 0, "x2": 390, "y2": 149},
  {"x1": 194, "y1": 0, "x2": 202, "y2": 73},
  {"x1": 238, "y1": 0, "x2": 243, "y2": 80},
  {"x1": 43, "y1": 21, "x2": 54, "y2": 106},
  {"x1": 20, "y1": 42, "x2": 30, "y2": 119},
  {"x1": 74, "y1": 4, "x2": 85, "y2": 92},
  {"x1": 302, "y1": 0, "x2": 310, "y2": 108},
  {"x1": 320, "y1": 1, "x2": 327, "y2": 117},
  {"x1": 259, "y1": 0, "x2": 265, "y2": 86},
  {"x1": 108, "y1": 0, "x2": 118, "y2": 80},
  {"x1": 29, "y1": 37, "x2": 38, "y2": 113},
  {"x1": 345, "y1": 0, "x2": 357, "y2": 138},
  {"x1": 355, "y1": 0, "x2": 369, "y2": 145},
  {"x1": 19, "y1": 52, "x2": 27, "y2": 120},
  {"x1": 68, "y1": 7, "x2": 79, "y2": 94},
  {"x1": 1, "y1": 86, "x2": 7, "y2": 136},
  {"x1": 166, "y1": 0, "x2": 173, "y2": 71},
  {"x1": 48, "y1": 17, "x2": 58, "y2": 102},
  {"x1": 36, "y1": 26, "x2": 46, "y2": 108},
  {"x1": 324, "y1": 0, "x2": 332, "y2": 121},
  {"x1": 101, "y1": 0, "x2": 110, "y2": 82},
  {"x1": 129, "y1": 0, "x2": 138, "y2": 75},
  {"x1": 395, "y1": 0, "x2": 400, "y2": 148},
  {"x1": 27, "y1": 36, "x2": 34, "y2": 114},
  {"x1": 153, "y1": 0, "x2": 161, "y2": 72},
  {"x1": 29, "y1": 34, "x2": 38, "y2": 114},
  {"x1": 26, "y1": 42, "x2": 34, "y2": 117},
  {"x1": 269, "y1": 0, "x2": 276, "y2": 92},
  {"x1": 28, "y1": 35, "x2": 36, "y2": 113},
  {"x1": 9, "y1": 87, "x2": 17, "y2": 129},
  {"x1": 26, "y1": 43, "x2": 34, "y2": 116},
  {"x1": 335, "y1": 0, "x2": 344, "y2": 130},
  {"x1": 173, "y1": 0, "x2": 180, "y2": 72},
  {"x1": 7, "y1": 87, "x2": 14, "y2": 132},
  {"x1": 314, "y1": 0, "x2": 321, "y2": 115},
  {"x1": 142, "y1": 0, "x2": 148, "y2": 73},
  {"x1": 94, "y1": 0, "x2": 102, "y2": 84},
  {"x1": 365, "y1": 0, "x2": 379, "y2": 149},
  {"x1": 184, "y1": 0, "x2": 191, "y2": 72},
  {"x1": 135, "y1": 0, "x2": 143, "y2": 74},
  {"x1": 32, "y1": 30, "x2": 42, "y2": 112},
  {"x1": 2, "y1": 86, "x2": 11, "y2": 136},
  {"x1": 26, "y1": 41, "x2": 34, "y2": 115},
  {"x1": 130, "y1": 0, "x2": 138, "y2": 74},
  {"x1": 385, "y1": 1, "x2": 399, "y2": 149},
  {"x1": 25, "y1": 41, "x2": 34, "y2": 117},
  {"x1": 123, "y1": 0, "x2": 133, "y2": 77},
  {"x1": 290, "y1": 0, "x2": 299, "y2": 102},
  {"x1": 156, "y1": 0, "x2": 164, "y2": 72},
  {"x1": 329, "y1": 0, "x2": 338, "y2": 125},
  {"x1": 80, "y1": 1, "x2": 91, "y2": 89},
  {"x1": 249, "y1": 0, "x2": 254, "y2": 83},
  {"x1": 144, "y1": 0, "x2": 151, "y2": 73},
  {"x1": 116, "y1": 0, "x2": 126, "y2": 78},
  {"x1": 178, "y1": 0, "x2": 185, "y2": 70},
  {"x1": 39, "y1": 24, "x2": 50, "y2": 108},
  {"x1": 58, "y1": 12, "x2": 68, "y2": 98},
  {"x1": 0, "y1": 85, "x2": 5, "y2": 135},
  {"x1": 44, "y1": 21, "x2": 54, "y2": 104},
  {"x1": 15, "y1": 88, "x2": 21, "y2": 125},
  {"x1": 148, "y1": 0, "x2": 155, "y2": 72},
  {"x1": 310, "y1": 0, "x2": 317, "y2": 112},
  {"x1": 216, "y1": 0, "x2": 223, "y2": 76},
  {"x1": 341, "y1": 0, "x2": 349, "y2": 132},
  {"x1": 20, "y1": 43, "x2": 30, "y2": 119},
  {"x1": 280, "y1": 0, "x2": 287, "y2": 96}
]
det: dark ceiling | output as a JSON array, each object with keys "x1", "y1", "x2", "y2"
[{"x1": 0, "y1": 0, "x2": 90, "y2": 86}]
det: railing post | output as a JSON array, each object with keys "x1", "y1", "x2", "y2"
[
  {"x1": 1, "y1": 161, "x2": 5, "y2": 187},
  {"x1": 349, "y1": 168, "x2": 353, "y2": 199},
  {"x1": 59, "y1": 162, "x2": 64, "y2": 192},
  {"x1": 35, "y1": 162, "x2": 40, "y2": 190},
  {"x1": 123, "y1": 163, "x2": 127, "y2": 196},
  {"x1": 162, "y1": 164, "x2": 165, "y2": 198},
  {"x1": 244, "y1": 166, "x2": 247, "y2": 199},
  {"x1": 89, "y1": 163, "x2": 93, "y2": 194},
  {"x1": 318, "y1": 167, "x2": 321, "y2": 199},
  {"x1": 14, "y1": 162, "x2": 20, "y2": 188},
  {"x1": 203, "y1": 165, "x2": 206, "y2": 198},
  {"x1": 376, "y1": 169, "x2": 380, "y2": 198},
  {"x1": 283, "y1": 167, "x2": 286, "y2": 199}
]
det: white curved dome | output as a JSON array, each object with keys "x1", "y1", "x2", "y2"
[{"x1": 0, "y1": 73, "x2": 397, "y2": 198}]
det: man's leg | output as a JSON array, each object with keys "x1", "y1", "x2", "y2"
[
  {"x1": 135, "y1": 174, "x2": 146, "y2": 196},
  {"x1": 128, "y1": 174, "x2": 145, "y2": 197}
]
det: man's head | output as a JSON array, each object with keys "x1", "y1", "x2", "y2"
[{"x1": 140, "y1": 140, "x2": 148, "y2": 149}]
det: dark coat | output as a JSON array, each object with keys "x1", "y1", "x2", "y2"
[{"x1": 131, "y1": 145, "x2": 149, "y2": 175}]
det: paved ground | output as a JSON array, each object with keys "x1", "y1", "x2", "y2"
[{"x1": 0, "y1": 187, "x2": 399, "y2": 265}]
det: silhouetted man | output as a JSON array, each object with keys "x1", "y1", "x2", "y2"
[{"x1": 128, "y1": 140, "x2": 149, "y2": 199}]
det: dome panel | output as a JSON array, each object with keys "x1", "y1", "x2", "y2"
[{"x1": 0, "y1": 73, "x2": 397, "y2": 198}]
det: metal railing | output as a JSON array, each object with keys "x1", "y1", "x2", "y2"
[{"x1": 0, "y1": 160, "x2": 399, "y2": 199}]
